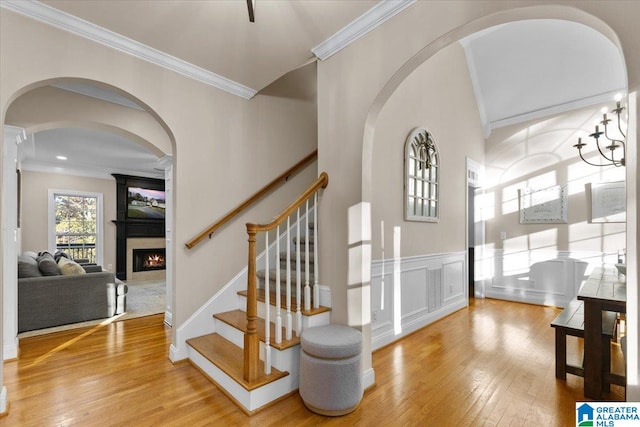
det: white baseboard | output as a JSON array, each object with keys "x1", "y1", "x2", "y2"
[
  {"x1": 362, "y1": 368, "x2": 375, "y2": 390},
  {"x1": 318, "y1": 285, "x2": 331, "y2": 308},
  {"x1": 3, "y1": 337, "x2": 18, "y2": 361},
  {"x1": 169, "y1": 343, "x2": 188, "y2": 363},
  {"x1": 0, "y1": 385, "x2": 7, "y2": 414},
  {"x1": 163, "y1": 310, "x2": 173, "y2": 327}
]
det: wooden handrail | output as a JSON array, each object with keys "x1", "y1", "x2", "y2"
[
  {"x1": 185, "y1": 150, "x2": 317, "y2": 249},
  {"x1": 244, "y1": 171, "x2": 328, "y2": 383},
  {"x1": 246, "y1": 172, "x2": 328, "y2": 234}
]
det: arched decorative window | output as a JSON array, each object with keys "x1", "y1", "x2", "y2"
[{"x1": 404, "y1": 127, "x2": 439, "y2": 222}]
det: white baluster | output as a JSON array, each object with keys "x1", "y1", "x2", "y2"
[
  {"x1": 296, "y1": 207, "x2": 302, "y2": 336},
  {"x1": 304, "y1": 199, "x2": 311, "y2": 311},
  {"x1": 313, "y1": 193, "x2": 319, "y2": 309},
  {"x1": 275, "y1": 225, "x2": 282, "y2": 344},
  {"x1": 286, "y1": 217, "x2": 292, "y2": 340},
  {"x1": 264, "y1": 231, "x2": 271, "y2": 374}
]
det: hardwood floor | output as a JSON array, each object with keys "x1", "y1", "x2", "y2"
[{"x1": 3, "y1": 298, "x2": 625, "y2": 426}]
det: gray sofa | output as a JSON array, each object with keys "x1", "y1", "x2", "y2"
[{"x1": 18, "y1": 251, "x2": 127, "y2": 333}]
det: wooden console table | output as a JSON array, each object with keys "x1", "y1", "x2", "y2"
[{"x1": 577, "y1": 266, "x2": 626, "y2": 399}]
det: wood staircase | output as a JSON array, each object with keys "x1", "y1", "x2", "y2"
[{"x1": 185, "y1": 173, "x2": 330, "y2": 414}]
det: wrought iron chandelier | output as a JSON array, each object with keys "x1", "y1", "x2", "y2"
[
  {"x1": 573, "y1": 100, "x2": 627, "y2": 167},
  {"x1": 247, "y1": 0, "x2": 256, "y2": 22}
]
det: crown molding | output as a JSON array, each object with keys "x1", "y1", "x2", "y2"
[
  {"x1": 490, "y1": 89, "x2": 627, "y2": 130},
  {"x1": 459, "y1": 38, "x2": 491, "y2": 138},
  {"x1": 312, "y1": 0, "x2": 416, "y2": 61},
  {"x1": 0, "y1": 0, "x2": 257, "y2": 99}
]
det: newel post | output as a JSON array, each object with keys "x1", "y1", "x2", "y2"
[{"x1": 244, "y1": 224, "x2": 260, "y2": 383}]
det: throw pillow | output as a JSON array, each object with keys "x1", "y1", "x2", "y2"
[
  {"x1": 18, "y1": 254, "x2": 42, "y2": 278},
  {"x1": 37, "y1": 252, "x2": 61, "y2": 276},
  {"x1": 60, "y1": 261, "x2": 87, "y2": 275},
  {"x1": 54, "y1": 250, "x2": 70, "y2": 263},
  {"x1": 23, "y1": 250, "x2": 38, "y2": 259},
  {"x1": 58, "y1": 256, "x2": 87, "y2": 275}
]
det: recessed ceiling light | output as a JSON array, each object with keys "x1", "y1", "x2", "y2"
[{"x1": 56, "y1": 155, "x2": 67, "y2": 160}]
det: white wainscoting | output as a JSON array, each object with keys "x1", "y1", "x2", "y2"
[
  {"x1": 479, "y1": 249, "x2": 619, "y2": 307},
  {"x1": 371, "y1": 251, "x2": 467, "y2": 350}
]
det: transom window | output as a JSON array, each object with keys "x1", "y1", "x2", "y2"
[
  {"x1": 48, "y1": 190, "x2": 103, "y2": 265},
  {"x1": 404, "y1": 127, "x2": 439, "y2": 222}
]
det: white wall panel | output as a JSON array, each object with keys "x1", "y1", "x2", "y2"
[{"x1": 371, "y1": 251, "x2": 467, "y2": 350}]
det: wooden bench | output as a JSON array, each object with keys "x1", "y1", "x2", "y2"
[{"x1": 550, "y1": 299, "x2": 618, "y2": 390}]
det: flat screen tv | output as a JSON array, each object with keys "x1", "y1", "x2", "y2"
[{"x1": 127, "y1": 187, "x2": 166, "y2": 220}]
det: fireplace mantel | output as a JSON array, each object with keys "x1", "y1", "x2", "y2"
[{"x1": 113, "y1": 174, "x2": 165, "y2": 280}]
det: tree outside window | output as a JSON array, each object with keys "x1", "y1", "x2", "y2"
[{"x1": 52, "y1": 193, "x2": 100, "y2": 263}]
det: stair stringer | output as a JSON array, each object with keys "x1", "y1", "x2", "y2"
[{"x1": 170, "y1": 265, "x2": 249, "y2": 362}]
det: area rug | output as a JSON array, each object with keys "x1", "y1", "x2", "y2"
[{"x1": 19, "y1": 280, "x2": 166, "y2": 338}]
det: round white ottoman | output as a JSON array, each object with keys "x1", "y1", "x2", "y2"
[{"x1": 299, "y1": 324, "x2": 363, "y2": 416}]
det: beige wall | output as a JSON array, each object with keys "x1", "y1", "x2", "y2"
[
  {"x1": 0, "y1": 9, "x2": 318, "y2": 336},
  {"x1": 316, "y1": 1, "x2": 640, "y2": 384},
  {"x1": 483, "y1": 103, "x2": 626, "y2": 255},
  {"x1": 20, "y1": 170, "x2": 117, "y2": 271},
  {"x1": 372, "y1": 42, "x2": 484, "y2": 257}
]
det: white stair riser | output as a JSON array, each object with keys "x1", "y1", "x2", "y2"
[
  {"x1": 213, "y1": 317, "x2": 301, "y2": 372},
  {"x1": 188, "y1": 346, "x2": 299, "y2": 413},
  {"x1": 302, "y1": 311, "x2": 331, "y2": 329},
  {"x1": 235, "y1": 295, "x2": 330, "y2": 331},
  {"x1": 214, "y1": 318, "x2": 245, "y2": 348}
]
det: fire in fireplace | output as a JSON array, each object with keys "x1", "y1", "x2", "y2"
[{"x1": 133, "y1": 248, "x2": 166, "y2": 272}]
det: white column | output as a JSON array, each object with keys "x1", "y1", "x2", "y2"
[
  {"x1": 2, "y1": 125, "x2": 25, "y2": 415},
  {"x1": 347, "y1": 202, "x2": 375, "y2": 390},
  {"x1": 626, "y1": 90, "x2": 639, "y2": 400},
  {"x1": 3, "y1": 125, "x2": 23, "y2": 362},
  {"x1": 159, "y1": 155, "x2": 173, "y2": 326},
  {"x1": 264, "y1": 232, "x2": 271, "y2": 374}
]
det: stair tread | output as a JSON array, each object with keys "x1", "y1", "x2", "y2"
[
  {"x1": 292, "y1": 235, "x2": 314, "y2": 245},
  {"x1": 257, "y1": 268, "x2": 315, "y2": 284},
  {"x1": 237, "y1": 289, "x2": 331, "y2": 316},
  {"x1": 187, "y1": 333, "x2": 288, "y2": 391},
  {"x1": 214, "y1": 309, "x2": 300, "y2": 350},
  {"x1": 278, "y1": 251, "x2": 315, "y2": 263}
]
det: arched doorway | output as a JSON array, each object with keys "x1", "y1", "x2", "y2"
[
  {"x1": 2, "y1": 78, "x2": 176, "y2": 355},
  {"x1": 360, "y1": 5, "x2": 634, "y2": 392}
]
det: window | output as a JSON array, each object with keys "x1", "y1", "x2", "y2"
[
  {"x1": 48, "y1": 190, "x2": 103, "y2": 265},
  {"x1": 405, "y1": 128, "x2": 439, "y2": 222}
]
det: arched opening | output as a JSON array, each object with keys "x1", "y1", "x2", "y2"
[
  {"x1": 362, "y1": 5, "x2": 633, "y2": 394},
  {"x1": 2, "y1": 77, "x2": 176, "y2": 354}
]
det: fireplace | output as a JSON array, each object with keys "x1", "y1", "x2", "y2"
[
  {"x1": 113, "y1": 174, "x2": 165, "y2": 280},
  {"x1": 133, "y1": 248, "x2": 166, "y2": 272}
]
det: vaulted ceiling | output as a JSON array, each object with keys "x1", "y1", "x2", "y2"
[{"x1": 1, "y1": 1, "x2": 627, "y2": 178}]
